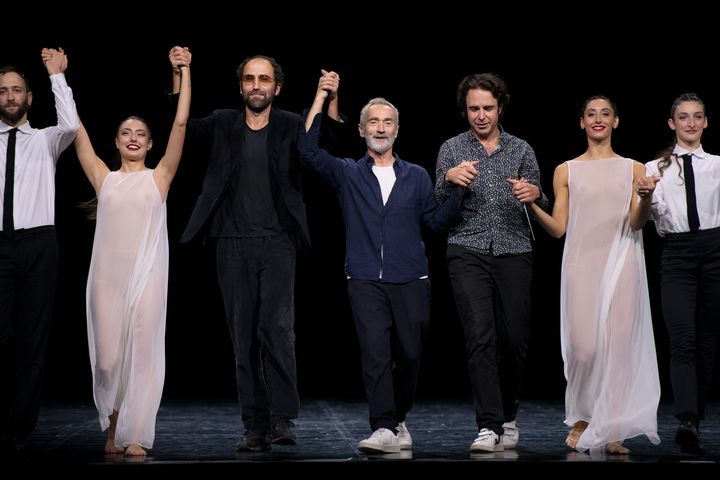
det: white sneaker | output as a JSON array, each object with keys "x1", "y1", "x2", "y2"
[
  {"x1": 470, "y1": 428, "x2": 504, "y2": 452},
  {"x1": 358, "y1": 428, "x2": 400, "y2": 453},
  {"x1": 502, "y1": 420, "x2": 519, "y2": 449},
  {"x1": 396, "y1": 421, "x2": 412, "y2": 450}
]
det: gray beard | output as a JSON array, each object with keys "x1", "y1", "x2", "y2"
[{"x1": 366, "y1": 137, "x2": 394, "y2": 154}]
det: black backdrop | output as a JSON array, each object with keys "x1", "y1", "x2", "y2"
[{"x1": 5, "y1": 7, "x2": 720, "y2": 403}]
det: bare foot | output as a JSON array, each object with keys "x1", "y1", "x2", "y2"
[
  {"x1": 105, "y1": 437, "x2": 124, "y2": 455},
  {"x1": 125, "y1": 443, "x2": 147, "y2": 456},
  {"x1": 606, "y1": 441, "x2": 630, "y2": 454},
  {"x1": 105, "y1": 410, "x2": 124, "y2": 455},
  {"x1": 565, "y1": 420, "x2": 588, "y2": 449}
]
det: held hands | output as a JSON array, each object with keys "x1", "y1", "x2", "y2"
[
  {"x1": 506, "y1": 177, "x2": 541, "y2": 204},
  {"x1": 306, "y1": 68, "x2": 341, "y2": 130},
  {"x1": 315, "y1": 69, "x2": 340, "y2": 102},
  {"x1": 41, "y1": 48, "x2": 67, "y2": 75},
  {"x1": 635, "y1": 175, "x2": 660, "y2": 200},
  {"x1": 169, "y1": 46, "x2": 192, "y2": 73},
  {"x1": 445, "y1": 161, "x2": 479, "y2": 187}
]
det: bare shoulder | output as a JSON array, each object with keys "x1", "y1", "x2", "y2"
[
  {"x1": 553, "y1": 162, "x2": 569, "y2": 185},
  {"x1": 554, "y1": 161, "x2": 569, "y2": 176},
  {"x1": 632, "y1": 159, "x2": 647, "y2": 178}
]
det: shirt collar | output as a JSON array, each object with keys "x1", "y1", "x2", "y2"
[
  {"x1": 0, "y1": 121, "x2": 31, "y2": 135},
  {"x1": 363, "y1": 152, "x2": 403, "y2": 169},
  {"x1": 673, "y1": 145, "x2": 707, "y2": 160}
]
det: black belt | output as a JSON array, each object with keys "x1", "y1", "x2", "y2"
[{"x1": 0, "y1": 225, "x2": 56, "y2": 239}]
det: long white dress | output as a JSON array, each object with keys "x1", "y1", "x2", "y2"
[
  {"x1": 86, "y1": 169, "x2": 168, "y2": 449},
  {"x1": 561, "y1": 158, "x2": 660, "y2": 452}
]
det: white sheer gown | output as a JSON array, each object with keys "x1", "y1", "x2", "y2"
[
  {"x1": 561, "y1": 158, "x2": 660, "y2": 452},
  {"x1": 86, "y1": 169, "x2": 168, "y2": 449}
]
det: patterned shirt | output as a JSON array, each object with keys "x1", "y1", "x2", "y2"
[{"x1": 435, "y1": 128, "x2": 547, "y2": 256}]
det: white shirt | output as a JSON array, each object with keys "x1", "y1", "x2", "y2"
[
  {"x1": 372, "y1": 164, "x2": 396, "y2": 205},
  {"x1": 646, "y1": 146, "x2": 720, "y2": 236},
  {"x1": 0, "y1": 73, "x2": 79, "y2": 231}
]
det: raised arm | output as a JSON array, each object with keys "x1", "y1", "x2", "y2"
[
  {"x1": 72, "y1": 122, "x2": 110, "y2": 195},
  {"x1": 40, "y1": 47, "x2": 80, "y2": 155},
  {"x1": 529, "y1": 163, "x2": 569, "y2": 238},
  {"x1": 155, "y1": 46, "x2": 192, "y2": 201},
  {"x1": 323, "y1": 69, "x2": 341, "y2": 123},
  {"x1": 48, "y1": 46, "x2": 109, "y2": 194}
]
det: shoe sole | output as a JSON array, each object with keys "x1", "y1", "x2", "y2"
[
  {"x1": 470, "y1": 444, "x2": 504, "y2": 453},
  {"x1": 679, "y1": 445, "x2": 706, "y2": 455},
  {"x1": 272, "y1": 436, "x2": 297, "y2": 445},
  {"x1": 358, "y1": 444, "x2": 401, "y2": 453},
  {"x1": 358, "y1": 447, "x2": 400, "y2": 453},
  {"x1": 236, "y1": 444, "x2": 271, "y2": 452}
]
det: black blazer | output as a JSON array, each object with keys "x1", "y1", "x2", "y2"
[{"x1": 180, "y1": 107, "x2": 310, "y2": 250}]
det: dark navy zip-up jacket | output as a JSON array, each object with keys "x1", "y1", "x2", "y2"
[{"x1": 298, "y1": 113, "x2": 463, "y2": 283}]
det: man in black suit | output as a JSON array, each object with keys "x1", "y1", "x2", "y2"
[{"x1": 169, "y1": 50, "x2": 340, "y2": 452}]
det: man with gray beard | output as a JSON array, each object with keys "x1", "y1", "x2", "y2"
[
  {"x1": 0, "y1": 50, "x2": 79, "y2": 455},
  {"x1": 299, "y1": 93, "x2": 466, "y2": 454}
]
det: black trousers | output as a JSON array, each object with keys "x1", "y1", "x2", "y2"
[
  {"x1": 215, "y1": 234, "x2": 298, "y2": 431},
  {"x1": 0, "y1": 227, "x2": 58, "y2": 442},
  {"x1": 661, "y1": 227, "x2": 720, "y2": 424},
  {"x1": 348, "y1": 278, "x2": 431, "y2": 432},
  {"x1": 446, "y1": 245, "x2": 532, "y2": 435}
]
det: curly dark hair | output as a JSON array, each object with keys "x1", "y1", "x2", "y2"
[{"x1": 456, "y1": 73, "x2": 509, "y2": 118}]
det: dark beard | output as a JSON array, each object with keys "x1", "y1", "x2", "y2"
[
  {"x1": 243, "y1": 92, "x2": 273, "y2": 113},
  {"x1": 0, "y1": 101, "x2": 29, "y2": 125}
]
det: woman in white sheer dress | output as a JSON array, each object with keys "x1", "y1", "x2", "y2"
[
  {"x1": 519, "y1": 96, "x2": 661, "y2": 454},
  {"x1": 72, "y1": 47, "x2": 191, "y2": 456}
]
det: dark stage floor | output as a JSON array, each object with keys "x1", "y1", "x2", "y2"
[{"x1": 7, "y1": 399, "x2": 719, "y2": 475}]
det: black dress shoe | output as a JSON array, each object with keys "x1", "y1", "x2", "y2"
[
  {"x1": 675, "y1": 421, "x2": 706, "y2": 455},
  {"x1": 236, "y1": 429, "x2": 271, "y2": 452},
  {"x1": 270, "y1": 417, "x2": 297, "y2": 445}
]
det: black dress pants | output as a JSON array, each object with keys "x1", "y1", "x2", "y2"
[
  {"x1": 216, "y1": 234, "x2": 299, "y2": 431},
  {"x1": 0, "y1": 227, "x2": 58, "y2": 442},
  {"x1": 446, "y1": 245, "x2": 532, "y2": 435},
  {"x1": 661, "y1": 227, "x2": 720, "y2": 424},
  {"x1": 348, "y1": 278, "x2": 431, "y2": 432}
]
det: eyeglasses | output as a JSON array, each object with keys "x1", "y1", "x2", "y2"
[{"x1": 241, "y1": 74, "x2": 275, "y2": 86}]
